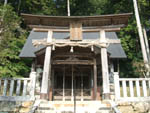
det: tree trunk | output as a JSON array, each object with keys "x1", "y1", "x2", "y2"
[
  {"x1": 4, "y1": 0, "x2": 8, "y2": 6},
  {"x1": 133, "y1": 0, "x2": 149, "y2": 69},
  {"x1": 67, "y1": 0, "x2": 70, "y2": 16}
]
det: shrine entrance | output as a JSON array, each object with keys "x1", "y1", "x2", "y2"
[{"x1": 52, "y1": 65, "x2": 92, "y2": 101}]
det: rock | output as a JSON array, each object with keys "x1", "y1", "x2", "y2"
[
  {"x1": 0, "y1": 101, "x2": 33, "y2": 112},
  {"x1": 19, "y1": 108, "x2": 30, "y2": 113},
  {"x1": 119, "y1": 102, "x2": 131, "y2": 106},
  {"x1": 14, "y1": 107, "x2": 19, "y2": 112},
  {"x1": 132, "y1": 102, "x2": 150, "y2": 113},
  {"x1": 22, "y1": 101, "x2": 33, "y2": 107},
  {"x1": 118, "y1": 105, "x2": 135, "y2": 113},
  {"x1": 0, "y1": 101, "x2": 21, "y2": 112}
]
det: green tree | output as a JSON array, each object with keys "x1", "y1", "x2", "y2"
[
  {"x1": 119, "y1": 0, "x2": 150, "y2": 78},
  {"x1": 5, "y1": 0, "x2": 58, "y2": 15},
  {"x1": 119, "y1": 19, "x2": 143, "y2": 78},
  {"x1": 0, "y1": 5, "x2": 31, "y2": 77}
]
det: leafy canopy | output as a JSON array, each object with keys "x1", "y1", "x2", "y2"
[{"x1": 0, "y1": 5, "x2": 31, "y2": 77}]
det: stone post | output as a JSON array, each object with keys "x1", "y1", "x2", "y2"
[
  {"x1": 30, "y1": 72, "x2": 36, "y2": 99},
  {"x1": 113, "y1": 72, "x2": 120, "y2": 101}
]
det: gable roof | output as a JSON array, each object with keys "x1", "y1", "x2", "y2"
[{"x1": 19, "y1": 31, "x2": 126, "y2": 59}]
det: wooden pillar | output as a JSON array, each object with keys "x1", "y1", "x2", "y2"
[
  {"x1": 40, "y1": 30, "x2": 53, "y2": 100},
  {"x1": 48, "y1": 87, "x2": 53, "y2": 101},
  {"x1": 110, "y1": 61, "x2": 114, "y2": 83},
  {"x1": 110, "y1": 61, "x2": 114, "y2": 73},
  {"x1": 31, "y1": 59, "x2": 36, "y2": 72},
  {"x1": 50, "y1": 68, "x2": 54, "y2": 101},
  {"x1": 93, "y1": 59, "x2": 97, "y2": 100},
  {"x1": 71, "y1": 65, "x2": 74, "y2": 101},
  {"x1": 100, "y1": 30, "x2": 110, "y2": 99},
  {"x1": 81, "y1": 70, "x2": 83, "y2": 101},
  {"x1": 48, "y1": 70, "x2": 53, "y2": 101},
  {"x1": 117, "y1": 60, "x2": 120, "y2": 73},
  {"x1": 91, "y1": 68, "x2": 94, "y2": 100},
  {"x1": 63, "y1": 67, "x2": 65, "y2": 101}
]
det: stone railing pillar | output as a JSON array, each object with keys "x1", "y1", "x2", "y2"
[
  {"x1": 113, "y1": 72, "x2": 120, "y2": 100},
  {"x1": 30, "y1": 72, "x2": 36, "y2": 99}
]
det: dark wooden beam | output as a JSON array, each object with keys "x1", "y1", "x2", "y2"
[
  {"x1": 52, "y1": 60, "x2": 94, "y2": 65},
  {"x1": 52, "y1": 53, "x2": 94, "y2": 59}
]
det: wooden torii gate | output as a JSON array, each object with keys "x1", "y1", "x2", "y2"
[{"x1": 21, "y1": 13, "x2": 132, "y2": 100}]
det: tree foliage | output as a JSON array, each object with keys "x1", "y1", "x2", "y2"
[{"x1": 0, "y1": 5, "x2": 30, "y2": 77}]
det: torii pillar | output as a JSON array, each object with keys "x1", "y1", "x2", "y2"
[
  {"x1": 100, "y1": 30, "x2": 110, "y2": 99},
  {"x1": 40, "y1": 30, "x2": 52, "y2": 100}
]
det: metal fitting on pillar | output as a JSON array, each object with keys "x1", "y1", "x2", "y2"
[
  {"x1": 70, "y1": 46, "x2": 74, "y2": 53},
  {"x1": 52, "y1": 45, "x2": 55, "y2": 50},
  {"x1": 91, "y1": 45, "x2": 94, "y2": 52}
]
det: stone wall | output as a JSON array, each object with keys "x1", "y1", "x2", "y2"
[
  {"x1": 1, "y1": 101, "x2": 150, "y2": 113},
  {"x1": 0, "y1": 101, "x2": 34, "y2": 113},
  {"x1": 118, "y1": 102, "x2": 150, "y2": 113}
]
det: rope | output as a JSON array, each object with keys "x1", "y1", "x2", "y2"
[{"x1": 32, "y1": 40, "x2": 109, "y2": 48}]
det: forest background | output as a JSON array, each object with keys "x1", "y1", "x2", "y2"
[{"x1": 0, "y1": 0, "x2": 150, "y2": 78}]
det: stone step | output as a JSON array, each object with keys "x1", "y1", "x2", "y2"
[
  {"x1": 40, "y1": 101, "x2": 102, "y2": 104},
  {"x1": 35, "y1": 110, "x2": 55, "y2": 113},
  {"x1": 39, "y1": 101, "x2": 107, "y2": 108},
  {"x1": 37, "y1": 106, "x2": 54, "y2": 110},
  {"x1": 38, "y1": 105, "x2": 109, "y2": 112},
  {"x1": 35, "y1": 100, "x2": 113, "y2": 113},
  {"x1": 39, "y1": 103, "x2": 107, "y2": 108},
  {"x1": 36, "y1": 110, "x2": 112, "y2": 113},
  {"x1": 96, "y1": 111, "x2": 113, "y2": 113},
  {"x1": 36, "y1": 106, "x2": 112, "y2": 113}
]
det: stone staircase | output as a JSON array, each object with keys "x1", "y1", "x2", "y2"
[{"x1": 35, "y1": 100, "x2": 113, "y2": 113}]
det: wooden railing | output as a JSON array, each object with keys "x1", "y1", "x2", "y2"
[
  {"x1": 0, "y1": 72, "x2": 36, "y2": 101},
  {"x1": 114, "y1": 72, "x2": 150, "y2": 102}
]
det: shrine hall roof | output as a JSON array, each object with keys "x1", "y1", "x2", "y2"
[{"x1": 19, "y1": 31, "x2": 126, "y2": 59}]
